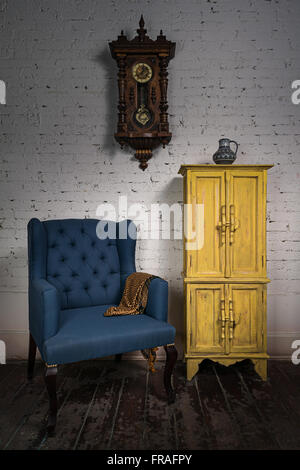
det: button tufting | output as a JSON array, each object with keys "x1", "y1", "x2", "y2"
[
  {"x1": 91, "y1": 241, "x2": 96, "y2": 247},
  {"x1": 71, "y1": 272, "x2": 77, "y2": 277},
  {"x1": 70, "y1": 241, "x2": 76, "y2": 247}
]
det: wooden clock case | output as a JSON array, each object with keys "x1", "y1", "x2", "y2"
[{"x1": 109, "y1": 16, "x2": 175, "y2": 170}]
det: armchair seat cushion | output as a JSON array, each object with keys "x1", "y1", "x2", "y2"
[{"x1": 43, "y1": 304, "x2": 175, "y2": 365}]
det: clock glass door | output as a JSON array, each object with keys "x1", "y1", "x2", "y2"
[
  {"x1": 134, "y1": 83, "x2": 152, "y2": 126},
  {"x1": 132, "y1": 62, "x2": 153, "y2": 128}
]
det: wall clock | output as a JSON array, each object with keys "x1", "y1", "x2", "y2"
[{"x1": 109, "y1": 15, "x2": 176, "y2": 170}]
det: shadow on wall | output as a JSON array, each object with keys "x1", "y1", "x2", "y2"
[
  {"x1": 94, "y1": 47, "x2": 119, "y2": 157},
  {"x1": 164, "y1": 177, "x2": 184, "y2": 357},
  {"x1": 158, "y1": 176, "x2": 184, "y2": 356},
  {"x1": 168, "y1": 283, "x2": 184, "y2": 358}
]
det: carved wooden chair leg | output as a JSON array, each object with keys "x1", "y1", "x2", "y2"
[
  {"x1": 163, "y1": 344, "x2": 178, "y2": 404},
  {"x1": 115, "y1": 354, "x2": 122, "y2": 362},
  {"x1": 44, "y1": 365, "x2": 58, "y2": 435},
  {"x1": 27, "y1": 333, "x2": 37, "y2": 381}
]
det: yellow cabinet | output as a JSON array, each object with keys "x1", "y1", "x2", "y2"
[{"x1": 179, "y1": 165, "x2": 272, "y2": 381}]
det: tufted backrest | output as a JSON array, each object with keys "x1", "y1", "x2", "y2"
[{"x1": 28, "y1": 218, "x2": 136, "y2": 310}]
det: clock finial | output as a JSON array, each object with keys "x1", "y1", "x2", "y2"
[
  {"x1": 157, "y1": 29, "x2": 166, "y2": 41},
  {"x1": 137, "y1": 14, "x2": 147, "y2": 41}
]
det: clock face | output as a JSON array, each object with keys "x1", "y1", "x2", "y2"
[{"x1": 132, "y1": 62, "x2": 152, "y2": 83}]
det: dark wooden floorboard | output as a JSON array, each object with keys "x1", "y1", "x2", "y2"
[
  {"x1": 195, "y1": 360, "x2": 241, "y2": 450},
  {"x1": 269, "y1": 361, "x2": 300, "y2": 421},
  {"x1": 104, "y1": 361, "x2": 148, "y2": 451},
  {"x1": 170, "y1": 362, "x2": 211, "y2": 450},
  {"x1": 0, "y1": 361, "x2": 44, "y2": 450},
  {"x1": 0, "y1": 364, "x2": 27, "y2": 404},
  {"x1": 89, "y1": 370, "x2": 126, "y2": 450},
  {"x1": 237, "y1": 360, "x2": 300, "y2": 449},
  {"x1": 141, "y1": 361, "x2": 176, "y2": 450},
  {"x1": 1, "y1": 359, "x2": 300, "y2": 450},
  {"x1": 0, "y1": 364, "x2": 17, "y2": 384},
  {"x1": 41, "y1": 362, "x2": 107, "y2": 450},
  {"x1": 75, "y1": 364, "x2": 126, "y2": 450},
  {"x1": 214, "y1": 361, "x2": 278, "y2": 449},
  {"x1": 6, "y1": 363, "x2": 81, "y2": 450}
]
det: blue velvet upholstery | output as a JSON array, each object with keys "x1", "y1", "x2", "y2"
[{"x1": 28, "y1": 218, "x2": 175, "y2": 365}]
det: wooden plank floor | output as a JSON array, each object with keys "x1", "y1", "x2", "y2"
[{"x1": 0, "y1": 359, "x2": 300, "y2": 450}]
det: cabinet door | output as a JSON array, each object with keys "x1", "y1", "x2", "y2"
[
  {"x1": 185, "y1": 170, "x2": 225, "y2": 278},
  {"x1": 228, "y1": 284, "x2": 264, "y2": 354},
  {"x1": 187, "y1": 284, "x2": 225, "y2": 354},
  {"x1": 227, "y1": 170, "x2": 266, "y2": 278}
]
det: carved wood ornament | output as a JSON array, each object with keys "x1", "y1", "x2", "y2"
[{"x1": 109, "y1": 15, "x2": 176, "y2": 170}]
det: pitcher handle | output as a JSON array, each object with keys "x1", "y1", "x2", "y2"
[{"x1": 230, "y1": 140, "x2": 239, "y2": 156}]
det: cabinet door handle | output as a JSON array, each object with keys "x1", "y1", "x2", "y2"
[
  {"x1": 220, "y1": 298, "x2": 226, "y2": 339},
  {"x1": 217, "y1": 205, "x2": 226, "y2": 245},
  {"x1": 229, "y1": 205, "x2": 240, "y2": 244},
  {"x1": 229, "y1": 299, "x2": 234, "y2": 340}
]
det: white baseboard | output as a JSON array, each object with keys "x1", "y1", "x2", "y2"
[
  {"x1": 0, "y1": 329, "x2": 299, "y2": 361},
  {"x1": 267, "y1": 331, "x2": 300, "y2": 359},
  {"x1": 0, "y1": 340, "x2": 6, "y2": 364}
]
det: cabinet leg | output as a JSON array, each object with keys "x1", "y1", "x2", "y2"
[
  {"x1": 252, "y1": 359, "x2": 267, "y2": 381},
  {"x1": 186, "y1": 359, "x2": 202, "y2": 381},
  {"x1": 115, "y1": 354, "x2": 122, "y2": 362},
  {"x1": 45, "y1": 365, "x2": 58, "y2": 435}
]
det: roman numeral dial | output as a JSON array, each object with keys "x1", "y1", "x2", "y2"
[{"x1": 132, "y1": 62, "x2": 152, "y2": 83}]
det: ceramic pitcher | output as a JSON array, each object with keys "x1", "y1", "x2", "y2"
[{"x1": 213, "y1": 138, "x2": 239, "y2": 164}]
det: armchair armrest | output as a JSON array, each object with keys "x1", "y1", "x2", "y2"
[
  {"x1": 29, "y1": 279, "x2": 61, "y2": 347},
  {"x1": 145, "y1": 277, "x2": 168, "y2": 323}
]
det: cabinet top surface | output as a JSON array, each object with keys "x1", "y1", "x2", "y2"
[{"x1": 178, "y1": 164, "x2": 274, "y2": 175}]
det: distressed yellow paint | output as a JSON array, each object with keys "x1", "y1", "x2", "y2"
[
  {"x1": 179, "y1": 165, "x2": 273, "y2": 382},
  {"x1": 186, "y1": 170, "x2": 225, "y2": 277}
]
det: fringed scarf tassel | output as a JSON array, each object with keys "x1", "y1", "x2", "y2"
[{"x1": 141, "y1": 347, "x2": 159, "y2": 372}]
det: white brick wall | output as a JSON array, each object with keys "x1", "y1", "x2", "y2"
[{"x1": 0, "y1": 0, "x2": 300, "y2": 359}]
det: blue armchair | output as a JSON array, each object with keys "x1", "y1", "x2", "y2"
[{"x1": 27, "y1": 218, "x2": 177, "y2": 433}]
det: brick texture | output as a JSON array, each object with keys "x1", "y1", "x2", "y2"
[{"x1": 0, "y1": 0, "x2": 300, "y2": 358}]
